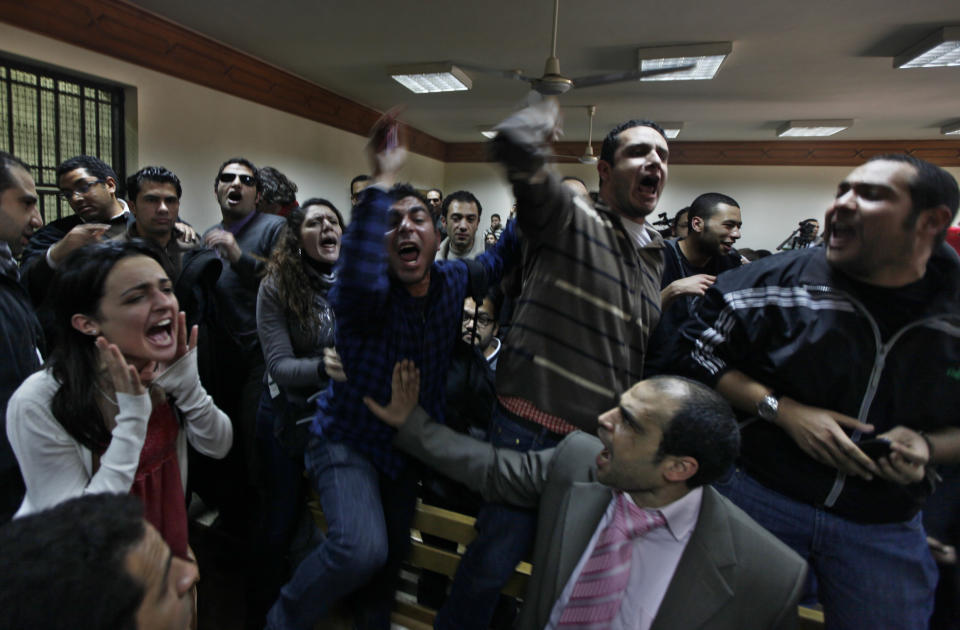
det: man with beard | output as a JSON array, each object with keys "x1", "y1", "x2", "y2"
[
  {"x1": 675, "y1": 155, "x2": 960, "y2": 629},
  {"x1": 644, "y1": 192, "x2": 742, "y2": 376}
]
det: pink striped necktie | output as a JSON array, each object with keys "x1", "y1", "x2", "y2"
[{"x1": 557, "y1": 492, "x2": 667, "y2": 628}]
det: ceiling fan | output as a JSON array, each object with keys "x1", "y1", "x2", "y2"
[
  {"x1": 553, "y1": 105, "x2": 600, "y2": 163},
  {"x1": 459, "y1": 0, "x2": 694, "y2": 95}
]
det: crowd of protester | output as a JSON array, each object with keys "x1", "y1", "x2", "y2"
[{"x1": 0, "y1": 95, "x2": 958, "y2": 630}]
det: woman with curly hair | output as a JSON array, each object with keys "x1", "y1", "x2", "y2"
[{"x1": 253, "y1": 198, "x2": 343, "y2": 619}]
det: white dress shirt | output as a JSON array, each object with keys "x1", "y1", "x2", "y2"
[
  {"x1": 620, "y1": 217, "x2": 654, "y2": 249},
  {"x1": 546, "y1": 487, "x2": 703, "y2": 630}
]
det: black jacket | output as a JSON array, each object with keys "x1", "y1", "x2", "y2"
[
  {"x1": 645, "y1": 238, "x2": 741, "y2": 376},
  {"x1": 422, "y1": 339, "x2": 498, "y2": 515},
  {"x1": 0, "y1": 245, "x2": 44, "y2": 516},
  {"x1": 203, "y1": 212, "x2": 284, "y2": 353},
  {"x1": 675, "y1": 245, "x2": 960, "y2": 523}
]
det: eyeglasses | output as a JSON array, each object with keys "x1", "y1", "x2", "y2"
[
  {"x1": 463, "y1": 312, "x2": 495, "y2": 327},
  {"x1": 218, "y1": 173, "x2": 256, "y2": 187},
  {"x1": 58, "y1": 179, "x2": 104, "y2": 200}
]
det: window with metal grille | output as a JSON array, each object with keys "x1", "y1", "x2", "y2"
[{"x1": 0, "y1": 57, "x2": 125, "y2": 224}]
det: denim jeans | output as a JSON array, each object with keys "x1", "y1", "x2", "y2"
[
  {"x1": 266, "y1": 435, "x2": 419, "y2": 630},
  {"x1": 716, "y1": 468, "x2": 937, "y2": 630},
  {"x1": 435, "y1": 403, "x2": 562, "y2": 630}
]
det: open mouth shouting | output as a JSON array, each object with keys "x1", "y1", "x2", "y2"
[
  {"x1": 386, "y1": 197, "x2": 438, "y2": 295},
  {"x1": 388, "y1": 232, "x2": 433, "y2": 292},
  {"x1": 397, "y1": 240, "x2": 421, "y2": 265},
  {"x1": 146, "y1": 317, "x2": 175, "y2": 349},
  {"x1": 311, "y1": 230, "x2": 341, "y2": 264},
  {"x1": 638, "y1": 174, "x2": 661, "y2": 198},
  {"x1": 225, "y1": 188, "x2": 244, "y2": 207},
  {"x1": 828, "y1": 221, "x2": 856, "y2": 250},
  {"x1": 320, "y1": 233, "x2": 339, "y2": 251}
]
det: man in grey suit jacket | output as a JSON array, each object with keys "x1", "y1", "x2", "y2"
[{"x1": 367, "y1": 366, "x2": 808, "y2": 630}]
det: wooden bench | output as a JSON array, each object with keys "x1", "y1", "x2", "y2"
[{"x1": 309, "y1": 497, "x2": 824, "y2": 629}]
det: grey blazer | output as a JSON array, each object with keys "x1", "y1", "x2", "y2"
[{"x1": 396, "y1": 408, "x2": 808, "y2": 630}]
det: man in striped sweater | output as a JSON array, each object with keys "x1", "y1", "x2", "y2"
[{"x1": 437, "y1": 98, "x2": 667, "y2": 630}]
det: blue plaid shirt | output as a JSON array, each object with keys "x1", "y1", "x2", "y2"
[{"x1": 312, "y1": 187, "x2": 514, "y2": 478}]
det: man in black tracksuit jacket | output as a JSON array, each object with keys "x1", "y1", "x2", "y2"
[{"x1": 674, "y1": 154, "x2": 960, "y2": 630}]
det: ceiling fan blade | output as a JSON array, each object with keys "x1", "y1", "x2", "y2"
[
  {"x1": 570, "y1": 63, "x2": 696, "y2": 89},
  {"x1": 547, "y1": 153, "x2": 594, "y2": 163},
  {"x1": 454, "y1": 62, "x2": 538, "y2": 83}
]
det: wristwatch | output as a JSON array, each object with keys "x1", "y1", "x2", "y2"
[{"x1": 757, "y1": 394, "x2": 779, "y2": 422}]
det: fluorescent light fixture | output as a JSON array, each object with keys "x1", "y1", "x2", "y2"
[
  {"x1": 480, "y1": 130, "x2": 498, "y2": 139},
  {"x1": 942, "y1": 122, "x2": 960, "y2": 136},
  {"x1": 777, "y1": 120, "x2": 853, "y2": 137},
  {"x1": 638, "y1": 43, "x2": 732, "y2": 81},
  {"x1": 658, "y1": 122, "x2": 684, "y2": 139},
  {"x1": 894, "y1": 27, "x2": 960, "y2": 69},
  {"x1": 389, "y1": 63, "x2": 472, "y2": 93}
]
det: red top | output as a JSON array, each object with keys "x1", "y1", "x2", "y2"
[
  {"x1": 129, "y1": 400, "x2": 188, "y2": 557},
  {"x1": 947, "y1": 226, "x2": 960, "y2": 257}
]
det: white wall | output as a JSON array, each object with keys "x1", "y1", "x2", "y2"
[
  {"x1": 446, "y1": 161, "x2": 960, "y2": 251},
  {"x1": 0, "y1": 23, "x2": 445, "y2": 229}
]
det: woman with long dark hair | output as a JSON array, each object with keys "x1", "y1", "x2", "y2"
[
  {"x1": 6, "y1": 240, "x2": 232, "y2": 558},
  {"x1": 252, "y1": 198, "x2": 343, "y2": 618}
]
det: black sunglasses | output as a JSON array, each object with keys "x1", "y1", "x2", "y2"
[{"x1": 218, "y1": 173, "x2": 256, "y2": 186}]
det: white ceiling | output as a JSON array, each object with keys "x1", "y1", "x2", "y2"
[{"x1": 127, "y1": 0, "x2": 960, "y2": 143}]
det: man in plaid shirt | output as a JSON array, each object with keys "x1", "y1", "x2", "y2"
[{"x1": 266, "y1": 120, "x2": 515, "y2": 630}]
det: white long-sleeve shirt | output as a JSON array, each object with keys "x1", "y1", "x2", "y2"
[{"x1": 7, "y1": 347, "x2": 232, "y2": 517}]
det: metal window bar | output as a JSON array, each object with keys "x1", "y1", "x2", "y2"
[{"x1": 0, "y1": 56, "x2": 124, "y2": 223}]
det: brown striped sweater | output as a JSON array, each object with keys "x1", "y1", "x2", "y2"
[{"x1": 496, "y1": 173, "x2": 665, "y2": 435}]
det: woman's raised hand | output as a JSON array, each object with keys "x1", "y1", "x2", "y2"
[
  {"x1": 174, "y1": 311, "x2": 199, "y2": 361},
  {"x1": 96, "y1": 336, "x2": 146, "y2": 396}
]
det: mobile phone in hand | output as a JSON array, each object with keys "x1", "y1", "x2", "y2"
[
  {"x1": 385, "y1": 122, "x2": 398, "y2": 151},
  {"x1": 858, "y1": 438, "x2": 892, "y2": 460}
]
